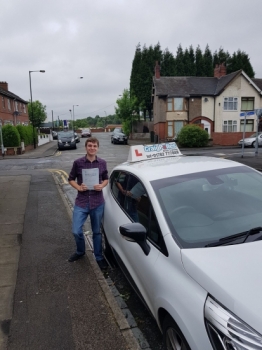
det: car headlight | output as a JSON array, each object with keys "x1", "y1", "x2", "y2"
[
  {"x1": 71, "y1": 137, "x2": 75, "y2": 142},
  {"x1": 205, "y1": 296, "x2": 262, "y2": 349},
  {"x1": 58, "y1": 139, "x2": 62, "y2": 143}
]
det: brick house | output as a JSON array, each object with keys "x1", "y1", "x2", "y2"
[
  {"x1": 0, "y1": 82, "x2": 29, "y2": 126},
  {"x1": 152, "y1": 62, "x2": 262, "y2": 145}
]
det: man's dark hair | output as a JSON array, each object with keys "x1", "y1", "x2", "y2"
[{"x1": 85, "y1": 137, "x2": 99, "y2": 147}]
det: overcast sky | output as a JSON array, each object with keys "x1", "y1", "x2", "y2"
[{"x1": 1, "y1": 0, "x2": 262, "y2": 123}]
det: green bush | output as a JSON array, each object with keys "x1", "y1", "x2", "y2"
[
  {"x1": 2, "y1": 125, "x2": 21, "y2": 147},
  {"x1": 177, "y1": 125, "x2": 209, "y2": 148},
  {"x1": 16, "y1": 125, "x2": 35, "y2": 146}
]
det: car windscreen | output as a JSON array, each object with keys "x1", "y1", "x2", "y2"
[
  {"x1": 58, "y1": 132, "x2": 74, "y2": 137},
  {"x1": 151, "y1": 166, "x2": 262, "y2": 248}
]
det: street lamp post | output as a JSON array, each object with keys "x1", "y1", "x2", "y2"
[
  {"x1": 29, "y1": 70, "x2": 45, "y2": 149},
  {"x1": 69, "y1": 110, "x2": 72, "y2": 130},
  {"x1": 73, "y1": 105, "x2": 79, "y2": 131}
]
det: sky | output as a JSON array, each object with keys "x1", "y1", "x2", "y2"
[{"x1": 1, "y1": 0, "x2": 262, "y2": 123}]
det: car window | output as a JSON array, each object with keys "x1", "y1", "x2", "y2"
[
  {"x1": 152, "y1": 166, "x2": 262, "y2": 248},
  {"x1": 110, "y1": 171, "x2": 167, "y2": 254}
]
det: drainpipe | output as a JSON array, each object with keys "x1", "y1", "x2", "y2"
[{"x1": 213, "y1": 96, "x2": 216, "y2": 133}]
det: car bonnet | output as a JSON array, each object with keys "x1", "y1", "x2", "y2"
[{"x1": 181, "y1": 241, "x2": 262, "y2": 334}]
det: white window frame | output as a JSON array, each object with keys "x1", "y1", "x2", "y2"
[
  {"x1": 223, "y1": 97, "x2": 238, "y2": 111},
  {"x1": 7, "y1": 99, "x2": 11, "y2": 110},
  {"x1": 223, "y1": 120, "x2": 237, "y2": 132}
]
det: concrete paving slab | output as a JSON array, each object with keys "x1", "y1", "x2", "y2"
[
  {"x1": 0, "y1": 247, "x2": 20, "y2": 265},
  {"x1": 0, "y1": 265, "x2": 18, "y2": 287},
  {"x1": 0, "y1": 199, "x2": 27, "y2": 215},
  {"x1": 0, "y1": 286, "x2": 14, "y2": 319},
  {"x1": 0, "y1": 235, "x2": 21, "y2": 248},
  {"x1": 0, "y1": 214, "x2": 24, "y2": 225},
  {"x1": 0, "y1": 223, "x2": 23, "y2": 235}
]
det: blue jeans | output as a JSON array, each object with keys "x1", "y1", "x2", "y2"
[{"x1": 72, "y1": 203, "x2": 104, "y2": 261}]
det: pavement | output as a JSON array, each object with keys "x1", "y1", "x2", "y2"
[{"x1": 0, "y1": 140, "x2": 262, "y2": 350}]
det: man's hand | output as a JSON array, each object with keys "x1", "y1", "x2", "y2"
[
  {"x1": 94, "y1": 184, "x2": 103, "y2": 191},
  {"x1": 79, "y1": 183, "x2": 88, "y2": 192}
]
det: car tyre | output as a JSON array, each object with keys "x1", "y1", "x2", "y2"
[
  {"x1": 163, "y1": 315, "x2": 190, "y2": 350},
  {"x1": 252, "y1": 141, "x2": 256, "y2": 148}
]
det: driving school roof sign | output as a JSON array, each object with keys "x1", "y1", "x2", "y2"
[{"x1": 127, "y1": 142, "x2": 183, "y2": 162}]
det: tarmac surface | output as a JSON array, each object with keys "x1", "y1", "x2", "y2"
[{"x1": 0, "y1": 140, "x2": 261, "y2": 350}]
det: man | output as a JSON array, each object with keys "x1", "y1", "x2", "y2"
[{"x1": 68, "y1": 137, "x2": 108, "y2": 269}]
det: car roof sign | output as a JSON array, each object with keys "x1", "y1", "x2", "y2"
[{"x1": 127, "y1": 142, "x2": 183, "y2": 163}]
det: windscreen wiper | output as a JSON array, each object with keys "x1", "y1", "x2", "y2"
[{"x1": 205, "y1": 227, "x2": 262, "y2": 247}]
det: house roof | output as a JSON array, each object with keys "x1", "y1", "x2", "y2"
[
  {"x1": 0, "y1": 88, "x2": 28, "y2": 104},
  {"x1": 153, "y1": 70, "x2": 248, "y2": 98},
  {"x1": 252, "y1": 78, "x2": 262, "y2": 91}
]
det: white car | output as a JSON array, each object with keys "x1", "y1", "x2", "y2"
[
  {"x1": 238, "y1": 132, "x2": 262, "y2": 147},
  {"x1": 102, "y1": 142, "x2": 262, "y2": 350}
]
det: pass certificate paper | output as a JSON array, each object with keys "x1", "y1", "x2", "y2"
[{"x1": 82, "y1": 168, "x2": 99, "y2": 190}]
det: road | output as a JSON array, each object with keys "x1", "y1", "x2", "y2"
[{"x1": 0, "y1": 133, "x2": 261, "y2": 350}]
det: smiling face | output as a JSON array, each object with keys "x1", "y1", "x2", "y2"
[{"x1": 85, "y1": 138, "x2": 99, "y2": 158}]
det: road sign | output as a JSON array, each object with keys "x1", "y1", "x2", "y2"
[{"x1": 240, "y1": 111, "x2": 255, "y2": 118}]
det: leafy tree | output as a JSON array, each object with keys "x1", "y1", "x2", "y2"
[
  {"x1": 115, "y1": 89, "x2": 137, "y2": 135},
  {"x1": 27, "y1": 100, "x2": 47, "y2": 127},
  {"x1": 177, "y1": 125, "x2": 209, "y2": 147}
]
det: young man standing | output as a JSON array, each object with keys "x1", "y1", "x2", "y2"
[{"x1": 68, "y1": 137, "x2": 108, "y2": 269}]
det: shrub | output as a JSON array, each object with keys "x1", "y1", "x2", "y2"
[
  {"x1": 16, "y1": 125, "x2": 35, "y2": 146},
  {"x1": 177, "y1": 125, "x2": 209, "y2": 147},
  {"x1": 2, "y1": 125, "x2": 21, "y2": 147}
]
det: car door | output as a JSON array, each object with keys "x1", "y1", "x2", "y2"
[{"x1": 105, "y1": 171, "x2": 167, "y2": 313}]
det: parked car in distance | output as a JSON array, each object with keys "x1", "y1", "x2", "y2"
[
  {"x1": 111, "y1": 127, "x2": 128, "y2": 144},
  {"x1": 102, "y1": 142, "x2": 262, "y2": 349},
  {"x1": 81, "y1": 128, "x2": 92, "y2": 138},
  {"x1": 57, "y1": 131, "x2": 77, "y2": 150},
  {"x1": 52, "y1": 131, "x2": 58, "y2": 140},
  {"x1": 74, "y1": 132, "x2": 80, "y2": 143},
  {"x1": 238, "y1": 132, "x2": 262, "y2": 147}
]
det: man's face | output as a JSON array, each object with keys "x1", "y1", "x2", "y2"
[{"x1": 86, "y1": 141, "x2": 98, "y2": 156}]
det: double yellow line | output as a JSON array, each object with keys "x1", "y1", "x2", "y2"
[{"x1": 48, "y1": 169, "x2": 69, "y2": 185}]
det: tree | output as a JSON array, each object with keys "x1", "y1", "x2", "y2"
[
  {"x1": 227, "y1": 50, "x2": 255, "y2": 77},
  {"x1": 195, "y1": 45, "x2": 204, "y2": 76},
  {"x1": 115, "y1": 89, "x2": 137, "y2": 135},
  {"x1": 175, "y1": 44, "x2": 185, "y2": 76},
  {"x1": 161, "y1": 48, "x2": 176, "y2": 76},
  {"x1": 28, "y1": 100, "x2": 47, "y2": 128},
  {"x1": 203, "y1": 44, "x2": 213, "y2": 77}
]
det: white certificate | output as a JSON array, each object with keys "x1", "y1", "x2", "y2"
[{"x1": 82, "y1": 168, "x2": 99, "y2": 190}]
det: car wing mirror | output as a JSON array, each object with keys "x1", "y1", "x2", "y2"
[{"x1": 119, "y1": 223, "x2": 150, "y2": 256}]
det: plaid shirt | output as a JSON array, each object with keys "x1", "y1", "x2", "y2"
[{"x1": 68, "y1": 156, "x2": 108, "y2": 209}]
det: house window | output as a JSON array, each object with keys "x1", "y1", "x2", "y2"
[
  {"x1": 224, "y1": 97, "x2": 238, "y2": 111},
  {"x1": 2, "y1": 97, "x2": 5, "y2": 108},
  {"x1": 7, "y1": 99, "x2": 11, "y2": 110},
  {"x1": 223, "y1": 120, "x2": 237, "y2": 132},
  {"x1": 167, "y1": 97, "x2": 185, "y2": 111},
  {"x1": 167, "y1": 121, "x2": 184, "y2": 138},
  {"x1": 23, "y1": 104, "x2": 26, "y2": 113},
  {"x1": 241, "y1": 97, "x2": 254, "y2": 111},
  {"x1": 240, "y1": 119, "x2": 254, "y2": 132},
  {"x1": 15, "y1": 101, "x2": 18, "y2": 111}
]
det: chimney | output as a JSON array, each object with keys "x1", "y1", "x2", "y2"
[
  {"x1": 0, "y1": 82, "x2": 8, "y2": 91},
  {"x1": 214, "y1": 63, "x2": 227, "y2": 78},
  {"x1": 155, "y1": 61, "x2": 160, "y2": 79}
]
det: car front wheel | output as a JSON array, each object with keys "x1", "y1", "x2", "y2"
[
  {"x1": 163, "y1": 315, "x2": 190, "y2": 350},
  {"x1": 252, "y1": 141, "x2": 256, "y2": 148}
]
